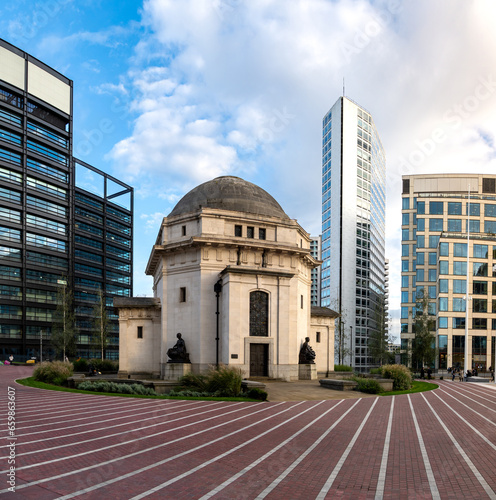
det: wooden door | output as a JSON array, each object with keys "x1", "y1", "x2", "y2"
[{"x1": 250, "y1": 343, "x2": 268, "y2": 377}]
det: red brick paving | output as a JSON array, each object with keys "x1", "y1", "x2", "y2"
[{"x1": 1, "y1": 366, "x2": 496, "y2": 499}]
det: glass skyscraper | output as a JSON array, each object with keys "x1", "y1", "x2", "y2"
[
  {"x1": 321, "y1": 96, "x2": 386, "y2": 371},
  {"x1": 0, "y1": 39, "x2": 133, "y2": 360}
]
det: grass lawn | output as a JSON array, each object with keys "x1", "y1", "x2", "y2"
[
  {"x1": 380, "y1": 380, "x2": 438, "y2": 396},
  {"x1": 15, "y1": 377, "x2": 263, "y2": 402}
]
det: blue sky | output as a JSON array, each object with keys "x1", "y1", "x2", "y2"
[{"x1": 3, "y1": 0, "x2": 496, "y2": 341}]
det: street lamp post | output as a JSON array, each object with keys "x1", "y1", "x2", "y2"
[
  {"x1": 40, "y1": 330, "x2": 43, "y2": 363},
  {"x1": 350, "y1": 325, "x2": 353, "y2": 368},
  {"x1": 214, "y1": 280, "x2": 223, "y2": 369}
]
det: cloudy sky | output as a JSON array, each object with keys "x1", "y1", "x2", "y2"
[{"x1": 2, "y1": 0, "x2": 496, "y2": 340}]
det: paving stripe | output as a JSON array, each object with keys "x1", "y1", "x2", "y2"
[
  {"x1": 315, "y1": 397, "x2": 379, "y2": 499},
  {"x1": 198, "y1": 400, "x2": 345, "y2": 499},
  {"x1": 0, "y1": 401, "x2": 291, "y2": 493},
  {"x1": 0, "y1": 399, "x2": 213, "y2": 438},
  {"x1": 0, "y1": 402, "x2": 236, "y2": 457},
  {"x1": 374, "y1": 397, "x2": 394, "y2": 500},
  {"x1": 0, "y1": 401, "x2": 222, "y2": 444},
  {"x1": 0, "y1": 400, "x2": 278, "y2": 474},
  {"x1": 54, "y1": 401, "x2": 314, "y2": 499},
  {"x1": 438, "y1": 386, "x2": 496, "y2": 413},
  {"x1": 437, "y1": 387, "x2": 496, "y2": 420},
  {"x1": 407, "y1": 394, "x2": 441, "y2": 500},
  {"x1": 430, "y1": 391, "x2": 496, "y2": 450},
  {"x1": 442, "y1": 380, "x2": 496, "y2": 398},
  {"x1": 8, "y1": 399, "x2": 179, "y2": 429},
  {"x1": 8, "y1": 398, "x2": 153, "y2": 418},
  {"x1": 125, "y1": 401, "x2": 328, "y2": 500},
  {"x1": 420, "y1": 392, "x2": 496, "y2": 498},
  {"x1": 255, "y1": 398, "x2": 363, "y2": 499}
]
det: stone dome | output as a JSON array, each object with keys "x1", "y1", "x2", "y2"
[{"x1": 169, "y1": 176, "x2": 289, "y2": 220}]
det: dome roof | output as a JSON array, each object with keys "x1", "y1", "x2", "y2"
[{"x1": 169, "y1": 176, "x2": 289, "y2": 220}]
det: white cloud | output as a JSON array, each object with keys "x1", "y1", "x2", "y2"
[
  {"x1": 100, "y1": 0, "x2": 496, "y2": 319},
  {"x1": 140, "y1": 211, "x2": 167, "y2": 233}
]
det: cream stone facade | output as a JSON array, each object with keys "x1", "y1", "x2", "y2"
[{"x1": 116, "y1": 176, "x2": 337, "y2": 381}]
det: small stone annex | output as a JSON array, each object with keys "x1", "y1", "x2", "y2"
[{"x1": 115, "y1": 176, "x2": 338, "y2": 381}]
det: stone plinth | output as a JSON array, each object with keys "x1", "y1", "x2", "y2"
[
  {"x1": 298, "y1": 364, "x2": 317, "y2": 380},
  {"x1": 466, "y1": 376, "x2": 490, "y2": 383},
  {"x1": 319, "y1": 378, "x2": 357, "y2": 391},
  {"x1": 163, "y1": 362, "x2": 191, "y2": 381}
]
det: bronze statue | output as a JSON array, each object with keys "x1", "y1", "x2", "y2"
[
  {"x1": 167, "y1": 333, "x2": 191, "y2": 363},
  {"x1": 299, "y1": 337, "x2": 316, "y2": 364}
]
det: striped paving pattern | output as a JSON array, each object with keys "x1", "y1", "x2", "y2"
[{"x1": 1, "y1": 366, "x2": 496, "y2": 499}]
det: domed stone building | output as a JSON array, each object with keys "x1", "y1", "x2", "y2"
[{"x1": 116, "y1": 176, "x2": 337, "y2": 381}]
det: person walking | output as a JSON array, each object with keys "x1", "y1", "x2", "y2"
[
  {"x1": 8, "y1": 354, "x2": 13, "y2": 365},
  {"x1": 458, "y1": 368, "x2": 463, "y2": 382}
]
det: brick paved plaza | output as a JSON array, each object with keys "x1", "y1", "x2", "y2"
[{"x1": 1, "y1": 366, "x2": 496, "y2": 499}]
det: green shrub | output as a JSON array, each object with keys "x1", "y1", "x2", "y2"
[
  {"x1": 178, "y1": 372, "x2": 209, "y2": 392},
  {"x1": 207, "y1": 365, "x2": 242, "y2": 396},
  {"x1": 33, "y1": 361, "x2": 73, "y2": 386},
  {"x1": 380, "y1": 364, "x2": 412, "y2": 391},
  {"x1": 89, "y1": 359, "x2": 119, "y2": 373},
  {"x1": 369, "y1": 368, "x2": 382, "y2": 375},
  {"x1": 73, "y1": 359, "x2": 119, "y2": 373},
  {"x1": 245, "y1": 387, "x2": 268, "y2": 401},
  {"x1": 178, "y1": 365, "x2": 243, "y2": 397},
  {"x1": 334, "y1": 364, "x2": 353, "y2": 372},
  {"x1": 354, "y1": 378, "x2": 383, "y2": 394}
]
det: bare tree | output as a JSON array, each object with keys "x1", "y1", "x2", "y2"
[
  {"x1": 91, "y1": 288, "x2": 110, "y2": 360},
  {"x1": 411, "y1": 289, "x2": 436, "y2": 370},
  {"x1": 51, "y1": 278, "x2": 77, "y2": 360},
  {"x1": 368, "y1": 295, "x2": 393, "y2": 366},
  {"x1": 334, "y1": 310, "x2": 350, "y2": 366}
]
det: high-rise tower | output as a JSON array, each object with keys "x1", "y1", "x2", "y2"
[{"x1": 321, "y1": 97, "x2": 386, "y2": 371}]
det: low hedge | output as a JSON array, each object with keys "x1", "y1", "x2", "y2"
[
  {"x1": 77, "y1": 381, "x2": 156, "y2": 395},
  {"x1": 245, "y1": 387, "x2": 268, "y2": 401},
  {"x1": 353, "y1": 377, "x2": 383, "y2": 394},
  {"x1": 73, "y1": 359, "x2": 119, "y2": 373},
  {"x1": 334, "y1": 364, "x2": 353, "y2": 372}
]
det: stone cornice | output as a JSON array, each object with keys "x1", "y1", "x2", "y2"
[
  {"x1": 219, "y1": 266, "x2": 295, "y2": 279},
  {"x1": 146, "y1": 236, "x2": 320, "y2": 275}
]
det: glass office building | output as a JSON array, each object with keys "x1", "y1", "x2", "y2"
[
  {"x1": 401, "y1": 174, "x2": 496, "y2": 371},
  {"x1": 321, "y1": 97, "x2": 387, "y2": 371},
  {"x1": 0, "y1": 39, "x2": 133, "y2": 360}
]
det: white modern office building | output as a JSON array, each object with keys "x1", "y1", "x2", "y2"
[{"x1": 321, "y1": 96, "x2": 387, "y2": 371}]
